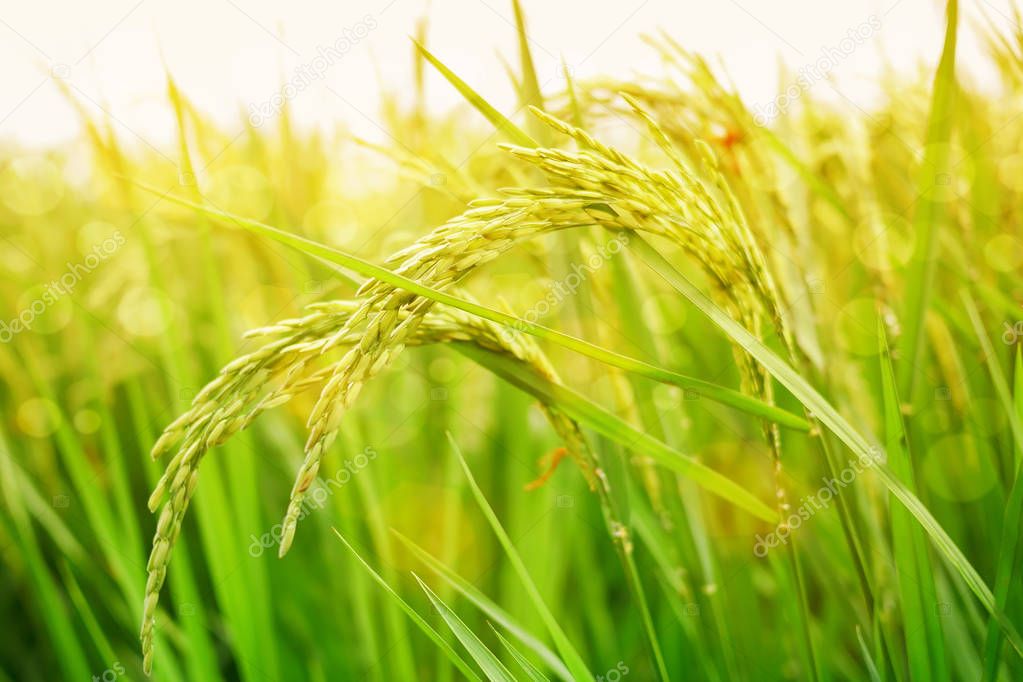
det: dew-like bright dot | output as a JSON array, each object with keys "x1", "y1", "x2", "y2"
[
  {"x1": 997, "y1": 153, "x2": 1023, "y2": 189},
  {"x1": 983, "y1": 234, "x2": 1023, "y2": 272},
  {"x1": 0, "y1": 157, "x2": 64, "y2": 215},
  {"x1": 642, "y1": 292, "x2": 686, "y2": 335},
  {"x1": 923, "y1": 434, "x2": 996, "y2": 502},
  {"x1": 73, "y1": 408, "x2": 102, "y2": 434},
  {"x1": 118, "y1": 287, "x2": 173, "y2": 337},
  {"x1": 428, "y1": 356, "x2": 458, "y2": 383},
  {"x1": 17, "y1": 398, "x2": 62, "y2": 437},
  {"x1": 853, "y1": 213, "x2": 914, "y2": 270},
  {"x1": 652, "y1": 383, "x2": 682, "y2": 411}
]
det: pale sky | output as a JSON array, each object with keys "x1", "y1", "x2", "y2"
[{"x1": 1, "y1": 0, "x2": 1019, "y2": 148}]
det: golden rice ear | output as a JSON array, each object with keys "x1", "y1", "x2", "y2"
[{"x1": 141, "y1": 108, "x2": 799, "y2": 672}]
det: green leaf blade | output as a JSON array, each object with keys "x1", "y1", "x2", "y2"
[
  {"x1": 413, "y1": 574, "x2": 517, "y2": 682},
  {"x1": 448, "y1": 435, "x2": 595, "y2": 681}
]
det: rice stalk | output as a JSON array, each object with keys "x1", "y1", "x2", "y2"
[
  {"x1": 141, "y1": 293, "x2": 604, "y2": 670},
  {"x1": 144, "y1": 104, "x2": 807, "y2": 671}
]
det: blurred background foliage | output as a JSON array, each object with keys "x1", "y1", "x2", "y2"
[{"x1": 2, "y1": 3, "x2": 1023, "y2": 680}]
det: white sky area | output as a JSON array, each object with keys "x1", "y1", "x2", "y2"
[{"x1": 1, "y1": 0, "x2": 1020, "y2": 149}]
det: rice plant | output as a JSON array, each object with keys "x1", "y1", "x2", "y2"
[{"x1": 3, "y1": 0, "x2": 1023, "y2": 680}]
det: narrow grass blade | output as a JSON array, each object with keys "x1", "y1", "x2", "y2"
[
  {"x1": 352, "y1": 457, "x2": 418, "y2": 681},
  {"x1": 392, "y1": 529, "x2": 572, "y2": 681},
  {"x1": 448, "y1": 435, "x2": 595, "y2": 681},
  {"x1": 510, "y1": 0, "x2": 550, "y2": 145},
  {"x1": 880, "y1": 321, "x2": 947, "y2": 681},
  {"x1": 856, "y1": 626, "x2": 883, "y2": 682},
  {"x1": 562, "y1": 56, "x2": 585, "y2": 129},
  {"x1": 608, "y1": 254, "x2": 732, "y2": 678},
  {"x1": 962, "y1": 292, "x2": 1023, "y2": 458},
  {"x1": 963, "y1": 297, "x2": 1023, "y2": 681},
  {"x1": 758, "y1": 127, "x2": 850, "y2": 220},
  {"x1": 90, "y1": 107, "x2": 231, "y2": 679},
  {"x1": 81, "y1": 322, "x2": 144, "y2": 566},
  {"x1": 511, "y1": 0, "x2": 543, "y2": 110},
  {"x1": 124, "y1": 380, "x2": 217, "y2": 682},
  {"x1": 455, "y1": 342, "x2": 776, "y2": 522},
  {"x1": 490, "y1": 623, "x2": 551, "y2": 682},
  {"x1": 19, "y1": 348, "x2": 141, "y2": 613},
  {"x1": 630, "y1": 234, "x2": 1023, "y2": 658},
  {"x1": 60, "y1": 563, "x2": 121, "y2": 668},
  {"x1": 413, "y1": 573, "x2": 517, "y2": 682},
  {"x1": 1, "y1": 447, "x2": 84, "y2": 562},
  {"x1": 332, "y1": 529, "x2": 483, "y2": 682},
  {"x1": 127, "y1": 182, "x2": 809, "y2": 432},
  {"x1": 413, "y1": 39, "x2": 537, "y2": 148},
  {"x1": 0, "y1": 425, "x2": 92, "y2": 682},
  {"x1": 897, "y1": 0, "x2": 959, "y2": 399}
]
